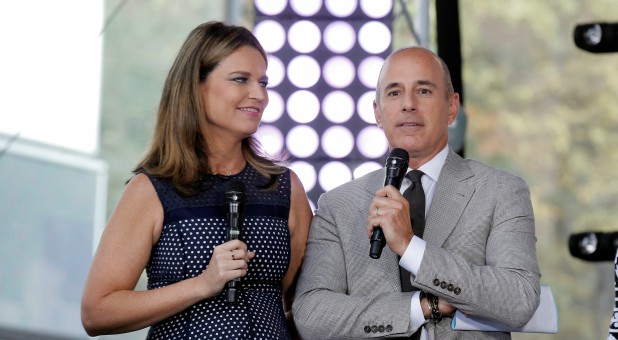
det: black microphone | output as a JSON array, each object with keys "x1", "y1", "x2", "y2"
[
  {"x1": 224, "y1": 180, "x2": 246, "y2": 303},
  {"x1": 370, "y1": 148, "x2": 410, "y2": 259}
]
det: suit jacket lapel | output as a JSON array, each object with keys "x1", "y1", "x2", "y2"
[{"x1": 424, "y1": 149, "x2": 475, "y2": 247}]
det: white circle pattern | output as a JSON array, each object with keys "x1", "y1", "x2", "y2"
[{"x1": 144, "y1": 165, "x2": 292, "y2": 339}]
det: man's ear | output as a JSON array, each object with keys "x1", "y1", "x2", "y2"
[
  {"x1": 373, "y1": 100, "x2": 382, "y2": 128},
  {"x1": 447, "y1": 93, "x2": 460, "y2": 125}
]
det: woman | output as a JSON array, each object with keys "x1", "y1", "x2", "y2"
[{"x1": 81, "y1": 21, "x2": 313, "y2": 339}]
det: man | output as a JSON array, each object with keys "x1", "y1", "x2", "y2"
[{"x1": 292, "y1": 47, "x2": 541, "y2": 339}]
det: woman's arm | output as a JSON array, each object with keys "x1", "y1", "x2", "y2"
[
  {"x1": 282, "y1": 170, "x2": 313, "y2": 311},
  {"x1": 81, "y1": 173, "x2": 253, "y2": 336}
]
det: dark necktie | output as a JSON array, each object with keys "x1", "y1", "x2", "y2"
[
  {"x1": 400, "y1": 170, "x2": 425, "y2": 340},
  {"x1": 404, "y1": 170, "x2": 426, "y2": 239}
]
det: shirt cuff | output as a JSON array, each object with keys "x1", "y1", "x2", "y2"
[
  {"x1": 410, "y1": 291, "x2": 428, "y2": 331},
  {"x1": 400, "y1": 235, "x2": 426, "y2": 276}
]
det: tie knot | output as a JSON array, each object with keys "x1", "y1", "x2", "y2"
[{"x1": 406, "y1": 169, "x2": 424, "y2": 183}]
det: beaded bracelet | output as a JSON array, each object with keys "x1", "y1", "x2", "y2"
[
  {"x1": 420, "y1": 292, "x2": 443, "y2": 324},
  {"x1": 427, "y1": 293, "x2": 443, "y2": 324}
]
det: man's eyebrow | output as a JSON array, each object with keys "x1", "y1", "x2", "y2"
[
  {"x1": 383, "y1": 80, "x2": 438, "y2": 92},
  {"x1": 383, "y1": 82, "x2": 401, "y2": 92},
  {"x1": 416, "y1": 79, "x2": 438, "y2": 88}
]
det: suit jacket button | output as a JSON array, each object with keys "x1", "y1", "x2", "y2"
[
  {"x1": 440, "y1": 281, "x2": 448, "y2": 289},
  {"x1": 454, "y1": 287, "x2": 461, "y2": 295},
  {"x1": 364, "y1": 326, "x2": 371, "y2": 333},
  {"x1": 433, "y1": 279, "x2": 441, "y2": 286},
  {"x1": 371, "y1": 325, "x2": 378, "y2": 333},
  {"x1": 386, "y1": 325, "x2": 393, "y2": 332},
  {"x1": 378, "y1": 325, "x2": 385, "y2": 332},
  {"x1": 447, "y1": 284, "x2": 454, "y2": 291}
]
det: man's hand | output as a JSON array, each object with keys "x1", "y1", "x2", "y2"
[
  {"x1": 421, "y1": 294, "x2": 456, "y2": 320},
  {"x1": 366, "y1": 185, "x2": 414, "y2": 256}
]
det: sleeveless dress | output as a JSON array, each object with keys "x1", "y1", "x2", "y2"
[{"x1": 144, "y1": 164, "x2": 292, "y2": 339}]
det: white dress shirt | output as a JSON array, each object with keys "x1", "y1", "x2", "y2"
[{"x1": 399, "y1": 145, "x2": 449, "y2": 339}]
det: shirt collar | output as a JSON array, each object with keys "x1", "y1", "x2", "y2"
[{"x1": 412, "y1": 145, "x2": 449, "y2": 183}]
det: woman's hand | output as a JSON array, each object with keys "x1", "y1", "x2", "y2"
[{"x1": 197, "y1": 239, "x2": 255, "y2": 298}]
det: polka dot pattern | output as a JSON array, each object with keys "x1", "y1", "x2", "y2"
[{"x1": 143, "y1": 165, "x2": 292, "y2": 339}]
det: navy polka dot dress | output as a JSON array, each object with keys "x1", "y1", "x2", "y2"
[{"x1": 143, "y1": 164, "x2": 292, "y2": 339}]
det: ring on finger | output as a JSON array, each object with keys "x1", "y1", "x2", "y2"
[{"x1": 375, "y1": 207, "x2": 380, "y2": 216}]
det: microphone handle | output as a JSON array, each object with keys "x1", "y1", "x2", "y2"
[
  {"x1": 226, "y1": 204, "x2": 242, "y2": 303},
  {"x1": 370, "y1": 148, "x2": 409, "y2": 259},
  {"x1": 226, "y1": 277, "x2": 240, "y2": 303},
  {"x1": 369, "y1": 228, "x2": 386, "y2": 259},
  {"x1": 370, "y1": 167, "x2": 406, "y2": 259}
]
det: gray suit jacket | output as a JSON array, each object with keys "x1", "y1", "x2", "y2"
[{"x1": 292, "y1": 149, "x2": 541, "y2": 339}]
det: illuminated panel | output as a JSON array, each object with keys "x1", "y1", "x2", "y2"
[{"x1": 254, "y1": 0, "x2": 393, "y2": 206}]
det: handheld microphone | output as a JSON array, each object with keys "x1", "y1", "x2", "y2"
[
  {"x1": 369, "y1": 148, "x2": 409, "y2": 259},
  {"x1": 224, "y1": 180, "x2": 246, "y2": 303}
]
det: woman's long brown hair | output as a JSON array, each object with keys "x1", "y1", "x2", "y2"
[{"x1": 134, "y1": 21, "x2": 287, "y2": 195}]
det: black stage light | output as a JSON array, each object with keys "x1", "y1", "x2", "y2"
[
  {"x1": 568, "y1": 231, "x2": 618, "y2": 262},
  {"x1": 574, "y1": 22, "x2": 618, "y2": 53}
]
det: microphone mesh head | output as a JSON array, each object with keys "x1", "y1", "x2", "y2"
[{"x1": 388, "y1": 148, "x2": 409, "y2": 162}]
